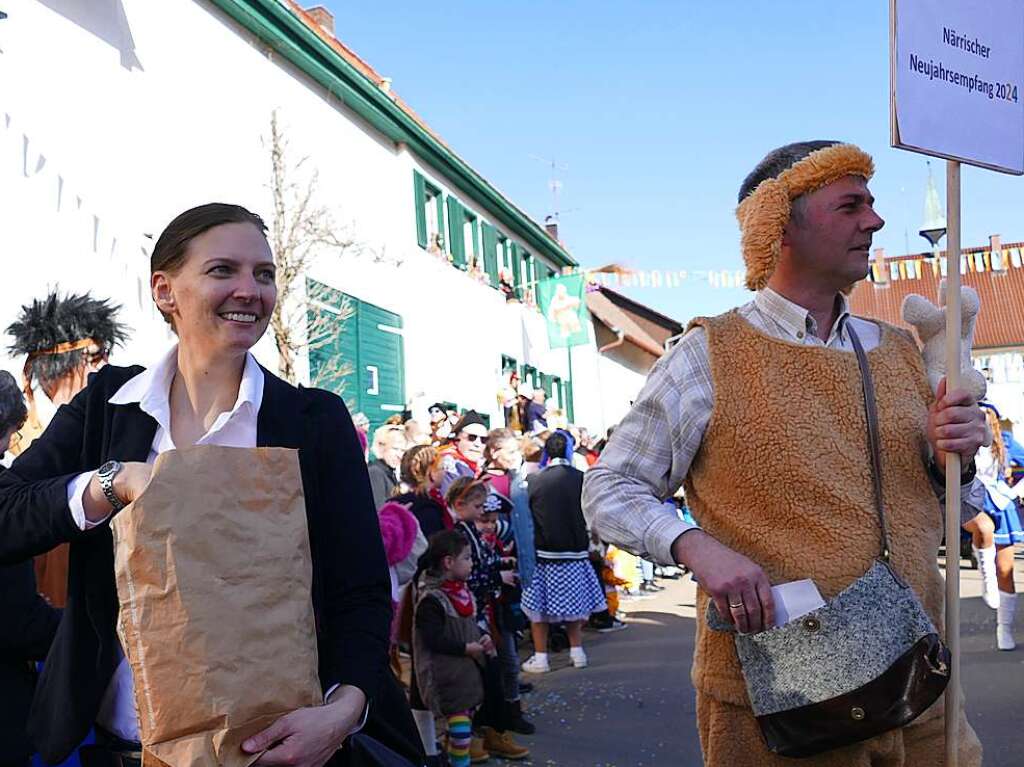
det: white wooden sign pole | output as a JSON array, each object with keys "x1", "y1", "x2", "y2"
[
  {"x1": 943, "y1": 159, "x2": 961, "y2": 767},
  {"x1": 891, "y1": 2, "x2": 1024, "y2": 759}
]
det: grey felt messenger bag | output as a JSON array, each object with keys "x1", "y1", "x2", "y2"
[{"x1": 707, "y1": 323, "x2": 951, "y2": 758}]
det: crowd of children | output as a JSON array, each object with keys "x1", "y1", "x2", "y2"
[{"x1": 365, "y1": 408, "x2": 655, "y2": 766}]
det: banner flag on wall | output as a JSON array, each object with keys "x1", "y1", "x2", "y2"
[{"x1": 537, "y1": 274, "x2": 591, "y2": 349}]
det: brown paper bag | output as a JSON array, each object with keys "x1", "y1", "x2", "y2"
[{"x1": 111, "y1": 446, "x2": 322, "y2": 767}]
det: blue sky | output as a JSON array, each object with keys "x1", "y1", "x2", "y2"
[{"x1": 324, "y1": 1, "x2": 1024, "y2": 322}]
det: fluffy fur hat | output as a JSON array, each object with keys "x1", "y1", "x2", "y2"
[{"x1": 737, "y1": 143, "x2": 874, "y2": 291}]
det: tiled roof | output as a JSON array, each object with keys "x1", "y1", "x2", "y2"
[{"x1": 849, "y1": 242, "x2": 1024, "y2": 350}]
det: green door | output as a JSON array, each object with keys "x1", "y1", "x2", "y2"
[{"x1": 306, "y1": 279, "x2": 406, "y2": 432}]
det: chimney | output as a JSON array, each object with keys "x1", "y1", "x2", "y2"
[
  {"x1": 990, "y1": 233, "x2": 1004, "y2": 270},
  {"x1": 544, "y1": 215, "x2": 559, "y2": 241},
  {"x1": 305, "y1": 6, "x2": 334, "y2": 36},
  {"x1": 873, "y1": 247, "x2": 888, "y2": 284}
]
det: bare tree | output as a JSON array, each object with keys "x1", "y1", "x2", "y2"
[{"x1": 265, "y1": 110, "x2": 358, "y2": 390}]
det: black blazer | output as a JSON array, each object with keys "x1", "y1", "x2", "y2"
[
  {"x1": 0, "y1": 364, "x2": 392, "y2": 764},
  {"x1": 0, "y1": 485, "x2": 62, "y2": 763}
]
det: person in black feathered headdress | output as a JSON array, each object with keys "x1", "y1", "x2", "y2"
[
  {"x1": 7, "y1": 291, "x2": 130, "y2": 415},
  {"x1": 5, "y1": 291, "x2": 129, "y2": 607}
]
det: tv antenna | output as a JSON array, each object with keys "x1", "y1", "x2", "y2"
[{"x1": 529, "y1": 155, "x2": 570, "y2": 220}]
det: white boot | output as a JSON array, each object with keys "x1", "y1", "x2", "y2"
[
  {"x1": 997, "y1": 591, "x2": 1017, "y2": 651},
  {"x1": 974, "y1": 545, "x2": 999, "y2": 609}
]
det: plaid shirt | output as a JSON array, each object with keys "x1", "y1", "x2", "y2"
[{"x1": 582, "y1": 288, "x2": 984, "y2": 564}]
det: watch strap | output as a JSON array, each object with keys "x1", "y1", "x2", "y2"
[{"x1": 98, "y1": 461, "x2": 126, "y2": 512}]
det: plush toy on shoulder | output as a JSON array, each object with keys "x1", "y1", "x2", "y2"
[{"x1": 901, "y1": 280, "x2": 987, "y2": 404}]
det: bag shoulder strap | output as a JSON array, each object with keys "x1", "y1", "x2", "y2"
[{"x1": 846, "y1": 321, "x2": 891, "y2": 561}]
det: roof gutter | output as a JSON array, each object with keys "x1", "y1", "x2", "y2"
[
  {"x1": 209, "y1": 0, "x2": 577, "y2": 268},
  {"x1": 598, "y1": 327, "x2": 626, "y2": 354}
]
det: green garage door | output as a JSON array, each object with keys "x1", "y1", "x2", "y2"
[{"x1": 306, "y1": 279, "x2": 406, "y2": 432}]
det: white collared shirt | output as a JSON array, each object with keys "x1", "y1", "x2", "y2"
[{"x1": 66, "y1": 345, "x2": 264, "y2": 741}]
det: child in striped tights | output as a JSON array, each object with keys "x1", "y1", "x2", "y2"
[{"x1": 413, "y1": 531, "x2": 492, "y2": 766}]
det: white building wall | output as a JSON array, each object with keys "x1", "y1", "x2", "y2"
[{"x1": 0, "y1": 0, "x2": 642, "y2": 434}]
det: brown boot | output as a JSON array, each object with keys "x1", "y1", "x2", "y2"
[
  {"x1": 481, "y1": 726, "x2": 530, "y2": 760},
  {"x1": 469, "y1": 735, "x2": 490, "y2": 763}
]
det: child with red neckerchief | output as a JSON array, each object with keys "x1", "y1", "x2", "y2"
[{"x1": 413, "y1": 531, "x2": 491, "y2": 767}]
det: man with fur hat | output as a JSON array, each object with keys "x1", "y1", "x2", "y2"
[
  {"x1": 6, "y1": 291, "x2": 128, "y2": 607},
  {"x1": 583, "y1": 141, "x2": 987, "y2": 765}
]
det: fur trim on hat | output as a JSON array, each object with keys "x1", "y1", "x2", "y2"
[
  {"x1": 378, "y1": 501, "x2": 420, "y2": 566},
  {"x1": 736, "y1": 144, "x2": 874, "y2": 291}
]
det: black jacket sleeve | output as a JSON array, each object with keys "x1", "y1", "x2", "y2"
[
  {"x1": 0, "y1": 560, "x2": 61, "y2": 659},
  {"x1": 0, "y1": 370, "x2": 115, "y2": 565},
  {"x1": 303, "y1": 389, "x2": 392, "y2": 702},
  {"x1": 414, "y1": 595, "x2": 466, "y2": 656}
]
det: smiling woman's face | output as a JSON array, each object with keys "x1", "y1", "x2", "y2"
[{"x1": 152, "y1": 222, "x2": 276, "y2": 357}]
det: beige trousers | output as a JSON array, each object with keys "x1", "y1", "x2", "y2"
[{"x1": 696, "y1": 692, "x2": 983, "y2": 767}]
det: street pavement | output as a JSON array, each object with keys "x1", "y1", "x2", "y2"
[{"x1": 496, "y1": 550, "x2": 1023, "y2": 767}]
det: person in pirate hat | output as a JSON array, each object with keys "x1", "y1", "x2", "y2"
[
  {"x1": 584, "y1": 141, "x2": 987, "y2": 765},
  {"x1": 6, "y1": 291, "x2": 129, "y2": 607}
]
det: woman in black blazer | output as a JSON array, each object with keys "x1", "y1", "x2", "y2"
[{"x1": 0, "y1": 204, "x2": 411, "y2": 767}]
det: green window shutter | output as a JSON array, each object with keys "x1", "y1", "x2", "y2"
[
  {"x1": 541, "y1": 372, "x2": 553, "y2": 397},
  {"x1": 481, "y1": 223, "x2": 499, "y2": 287},
  {"x1": 413, "y1": 171, "x2": 427, "y2": 249},
  {"x1": 467, "y1": 216, "x2": 479, "y2": 265},
  {"x1": 510, "y1": 243, "x2": 523, "y2": 298},
  {"x1": 447, "y1": 196, "x2": 465, "y2": 266},
  {"x1": 435, "y1": 195, "x2": 445, "y2": 249}
]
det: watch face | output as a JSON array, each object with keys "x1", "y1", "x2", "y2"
[{"x1": 99, "y1": 460, "x2": 121, "y2": 478}]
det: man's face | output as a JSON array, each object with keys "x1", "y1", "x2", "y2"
[
  {"x1": 457, "y1": 424, "x2": 488, "y2": 462},
  {"x1": 781, "y1": 175, "x2": 885, "y2": 290}
]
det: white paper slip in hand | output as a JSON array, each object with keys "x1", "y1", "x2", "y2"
[{"x1": 771, "y1": 579, "x2": 826, "y2": 628}]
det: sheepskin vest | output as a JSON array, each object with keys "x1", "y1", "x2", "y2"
[
  {"x1": 684, "y1": 310, "x2": 945, "y2": 707},
  {"x1": 413, "y1": 580, "x2": 484, "y2": 716}
]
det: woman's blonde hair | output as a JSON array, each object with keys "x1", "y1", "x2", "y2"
[{"x1": 985, "y1": 407, "x2": 1009, "y2": 477}]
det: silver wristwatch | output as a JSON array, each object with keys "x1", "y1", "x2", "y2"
[{"x1": 97, "y1": 460, "x2": 126, "y2": 512}]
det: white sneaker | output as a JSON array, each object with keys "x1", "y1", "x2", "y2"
[
  {"x1": 570, "y1": 650, "x2": 588, "y2": 668},
  {"x1": 521, "y1": 654, "x2": 550, "y2": 674}
]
